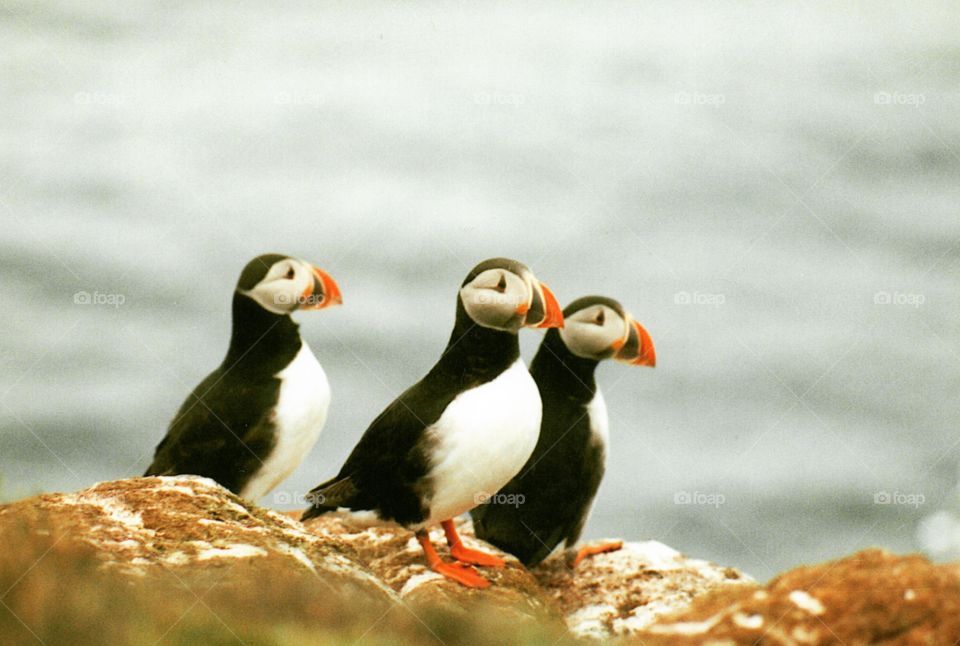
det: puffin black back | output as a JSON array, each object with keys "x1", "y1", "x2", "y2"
[
  {"x1": 224, "y1": 290, "x2": 303, "y2": 375},
  {"x1": 428, "y1": 298, "x2": 521, "y2": 387}
]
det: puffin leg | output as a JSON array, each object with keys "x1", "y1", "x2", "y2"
[
  {"x1": 572, "y1": 540, "x2": 624, "y2": 567},
  {"x1": 441, "y1": 519, "x2": 506, "y2": 568},
  {"x1": 416, "y1": 529, "x2": 490, "y2": 589}
]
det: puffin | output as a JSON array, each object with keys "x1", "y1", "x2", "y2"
[
  {"x1": 302, "y1": 258, "x2": 563, "y2": 588},
  {"x1": 470, "y1": 296, "x2": 655, "y2": 567},
  {"x1": 144, "y1": 253, "x2": 342, "y2": 501}
]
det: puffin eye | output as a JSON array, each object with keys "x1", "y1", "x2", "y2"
[
  {"x1": 494, "y1": 274, "x2": 507, "y2": 292},
  {"x1": 594, "y1": 310, "x2": 605, "y2": 326},
  {"x1": 285, "y1": 267, "x2": 296, "y2": 280}
]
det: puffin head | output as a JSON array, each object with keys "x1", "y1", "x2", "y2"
[
  {"x1": 558, "y1": 296, "x2": 655, "y2": 367},
  {"x1": 458, "y1": 257, "x2": 564, "y2": 333},
  {"x1": 236, "y1": 253, "x2": 342, "y2": 315}
]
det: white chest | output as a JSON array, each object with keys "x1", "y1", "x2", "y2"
[
  {"x1": 242, "y1": 342, "x2": 331, "y2": 501},
  {"x1": 420, "y1": 359, "x2": 542, "y2": 527},
  {"x1": 586, "y1": 388, "x2": 609, "y2": 447}
]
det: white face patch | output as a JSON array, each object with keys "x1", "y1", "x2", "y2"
[
  {"x1": 241, "y1": 258, "x2": 315, "y2": 315},
  {"x1": 560, "y1": 305, "x2": 627, "y2": 360},
  {"x1": 458, "y1": 268, "x2": 531, "y2": 332}
]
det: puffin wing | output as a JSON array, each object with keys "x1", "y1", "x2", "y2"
[
  {"x1": 303, "y1": 379, "x2": 451, "y2": 523},
  {"x1": 561, "y1": 439, "x2": 606, "y2": 547},
  {"x1": 144, "y1": 382, "x2": 226, "y2": 477},
  {"x1": 144, "y1": 374, "x2": 276, "y2": 492}
]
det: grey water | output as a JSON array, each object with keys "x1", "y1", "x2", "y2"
[{"x1": 1, "y1": 1, "x2": 958, "y2": 581}]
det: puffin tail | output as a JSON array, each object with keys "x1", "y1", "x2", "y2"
[
  {"x1": 300, "y1": 501, "x2": 334, "y2": 521},
  {"x1": 142, "y1": 461, "x2": 166, "y2": 477},
  {"x1": 301, "y1": 475, "x2": 359, "y2": 521}
]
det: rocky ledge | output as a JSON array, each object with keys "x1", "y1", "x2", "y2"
[{"x1": 1, "y1": 476, "x2": 958, "y2": 644}]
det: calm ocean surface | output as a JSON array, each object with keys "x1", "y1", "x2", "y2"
[{"x1": 1, "y1": 1, "x2": 958, "y2": 579}]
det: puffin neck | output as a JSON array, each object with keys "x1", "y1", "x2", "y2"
[
  {"x1": 223, "y1": 292, "x2": 302, "y2": 375},
  {"x1": 530, "y1": 329, "x2": 599, "y2": 402},
  {"x1": 428, "y1": 300, "x2": 521, "y2": 386}
]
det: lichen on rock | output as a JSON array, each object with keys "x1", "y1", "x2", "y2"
[
  {"x1": 634, "y1": 548, "x2": 960, "y2": 644},
  {"x1": 533, "y1": 539, "x2": 754, "y2": 638},
  {"x1": 4, "y1": 477, "x2": 955, "y2": 644},
  {"x1": 0, "y1": 476, "x2": 399, "y2": 605}
]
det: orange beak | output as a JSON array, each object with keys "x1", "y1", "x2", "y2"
[
  {"x1": 300, "y1": 264, "x2": 342, "y2": 309},
  {"x1": 614, "y1": 318, "x2": 656, "y2": 367},
  {"x1": 534, "y1": 282, "x2": 564, "y2": 329},
  {"x1": 631, "y1": 320, "x2": 656, "y2": 367}
]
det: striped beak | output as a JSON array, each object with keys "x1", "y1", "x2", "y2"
[
  {"x1": 613, "y1": 316, "x2": 655, "y2": 367},
  {"x1": 521, "y1": 279, "x2": 564, "y2": 329},
  {"x1": 300, "y1": 263, "x2": 342, "y2": 309}
]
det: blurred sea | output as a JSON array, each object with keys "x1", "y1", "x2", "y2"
[{"x1": 1, "y1": 1, "x2": 958, "y2": 580}]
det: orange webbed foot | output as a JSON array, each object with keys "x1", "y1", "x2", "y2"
[
  {"x1": 441, "y1": 518, "x2": 506, "y2": 568},
  {"x1": 417, "y1": 526, "x2": 491, "y2": 588},
  {"x1": 432, "y1": 560, "x2": 491, "y2": 588},
  {"x1": 573, "y1": 540, "x2": 624, "y2": 567},
  {"x1": 450, "y1": 544, "x2": 506, "y2": 568}
]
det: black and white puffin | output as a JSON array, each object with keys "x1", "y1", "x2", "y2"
[
  {"x1": 471, "y1": 296, "x2": 655, "y2": 567},
  {"x1": 145, "y1": 253, "x2": 342, "y2": 501},
  {"x1": 302, "y1": 258, "x2": 563, "y2": 588}
]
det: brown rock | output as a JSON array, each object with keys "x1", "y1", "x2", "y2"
[
  {"x1": 6, "y1": 477, "x2": 960, "y2": 643},
  {"x1": 635, "y1": 548, "x2": 960, "y2": 644},
  {"x1": 0, "y1": 475, "x2": 398, "y2": 607},
  {"x1": 533, "y1": 539, "x2": 755, "y2": 639},
  {"x1": 301, "y1": 512, "x2": 751, "y2": 637},
  {"x1": 302, "y1": 513, "x2": 554, "y2": 625}
]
